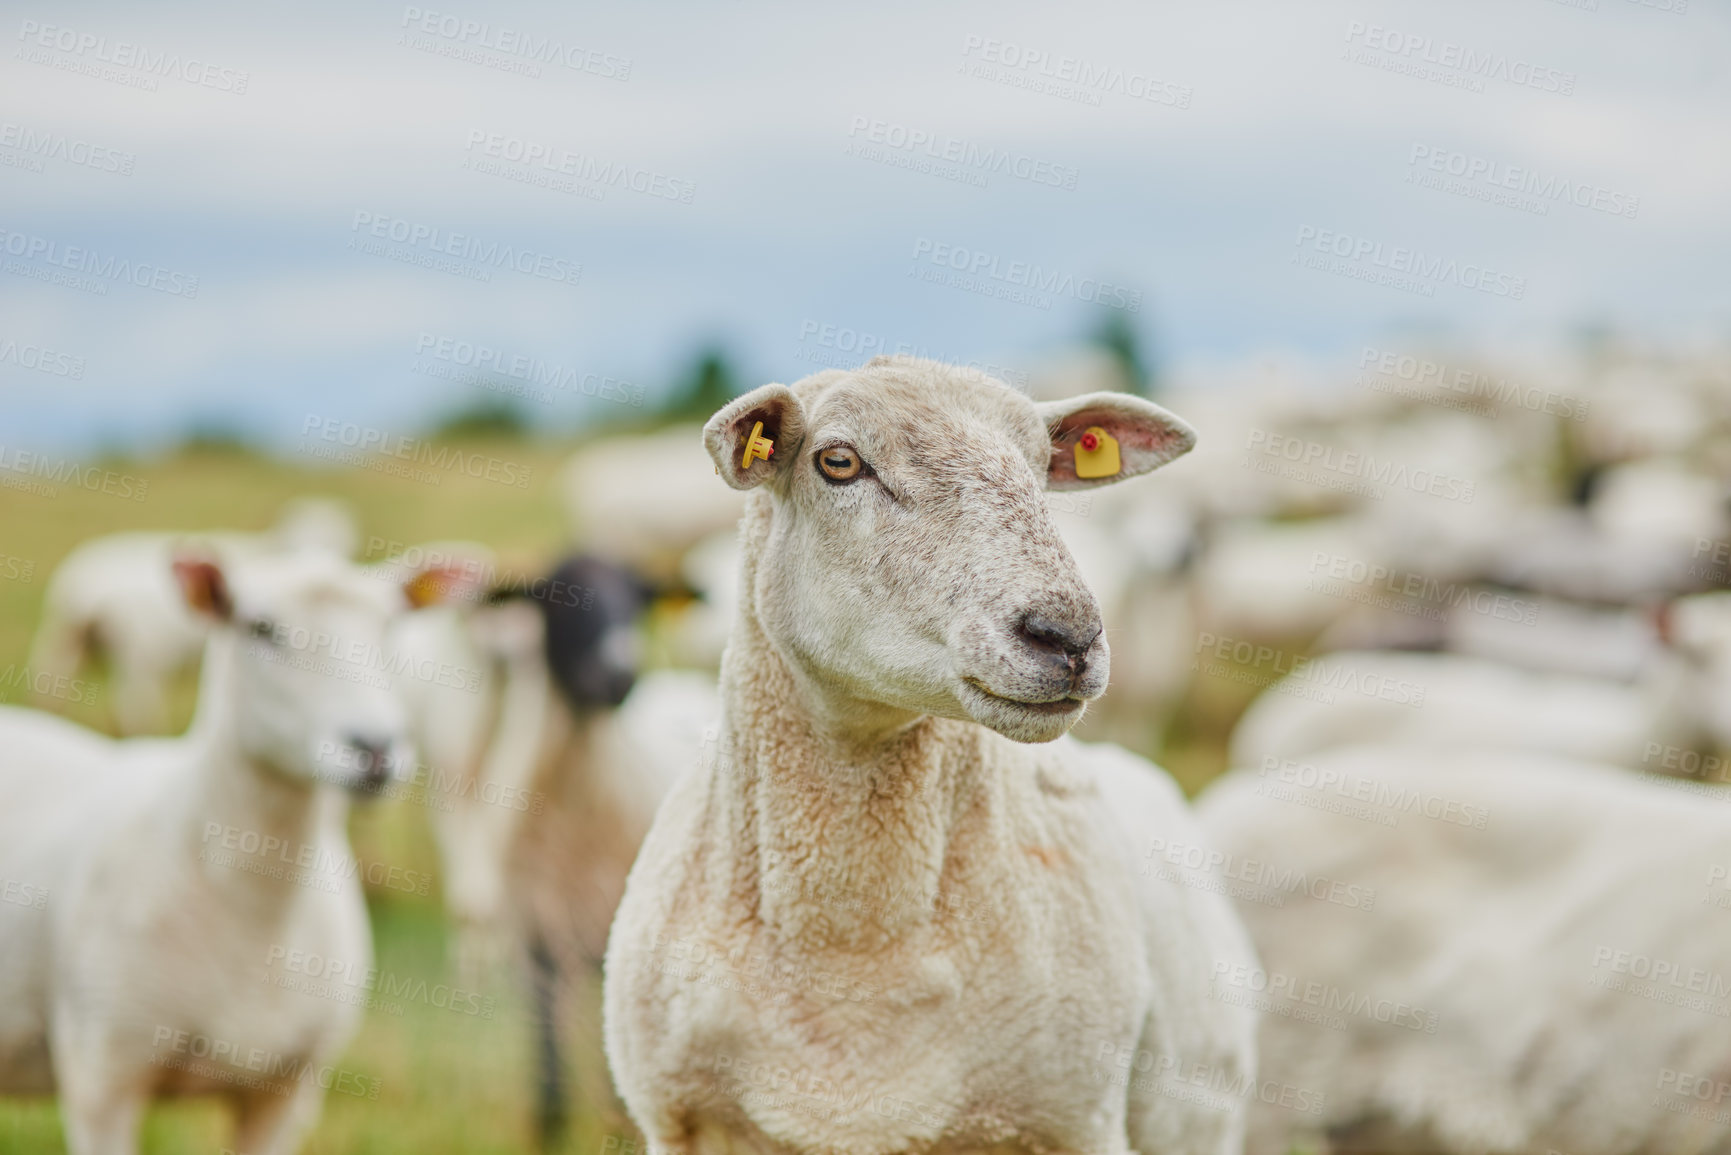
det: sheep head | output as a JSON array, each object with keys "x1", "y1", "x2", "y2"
[
  {"x1": 703, "y1": 355, "x2": 1195, "y2": 743},
  {"x1": 173, "y1": 549, "x2": 480, "y2": 793}
]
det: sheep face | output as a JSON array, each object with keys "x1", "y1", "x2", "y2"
[
  {"x1": 174, "y1": 551, "x2": 427, "y2": 794},
  {"x1": 705, "y1": 356, "x2": 1195, "y2": 744},
  {"x1": 528, "y1": 554, "x2": 655, "y2": 711}
]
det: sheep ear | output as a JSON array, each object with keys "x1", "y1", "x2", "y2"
[
  {"x1": 172, "y1": 554, "x2": 233, "y2": 621},
  {"x1": 402, "y1": 562, "x2": 491, "y2": 609},
  {"x1": 703, "y1": 384, "x2": 806, "y2": 490},
  {"x1": 1036, "y1": 392, "x2": 1196, "y2": 491},
  {"x1": 365, "y1": 554, "x2": 493, "y2": 609}
]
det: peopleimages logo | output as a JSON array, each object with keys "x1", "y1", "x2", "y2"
[
  {"x1": 16, "y1": 20, "x2": 250, "y2": 93},
  {"x1": 0, "y1": 338, "x2": 84, "y2": 379},
  {"x1": 1342, "y1": 21, "x2": 1575, "y2": 96},
  {"x1": 1407, "y1": 145, "x2": 1639, "y2": 220},
  {"x1": 0, "y1": 121, "x2": 135, "y2": 175},
  {"x1": 1144, "y1": 837, "x2": 1377, "y2": 911},
  {"x1": 398, "y1": 7, "x2": 630, "y2": 80},
  {"x1": 266, "y1": 945, "x2": 497, "y2": 1019},
  {"x1": 0, "y1": 447, "x2": 148, "y2": 502},
  {"x1": 0, "y1": 228, "x2": 199, "y2": 298},
  {"x1": 0, "y1": 877, "x2": 48, "y2": 910},
  {"x1": 0, "y1": 663, "x2": 100, "y2": 705},
  {"x1": 462, "y1": 130, "x2": 695, "y2": 204},
  {"x1": 299, "y1": 415, "x2": 535, "y2": 489},
  {"x1": 1194, "y1": 635, "x2": 1430, "y2": 708},
  {"x1": 1307, "y1": 550, "x2": 1541, "y2": 627},
  {"x1": 910, "y1": 238, "x2": 1141, "y2": 312},
  {"x1": 957, "y1": 35, "x2": 1193, "y2": 109},
  {"x1": 1357, "y1": 346, "x2": 1589, "y2": 422},
  {"x1": 1211, "y1": 960, "x2": 1440, "y2": 1033},
  {"x1": 347, "y1": 211, "x2": 580, "y2": 287},
  {"x1": 1245, "y1": 427, "x2": 1477, "y2": 504},
  {"x1": 149, "y1": 1027, "x2": 380, "y2": 1100},
  {"x1": 793, "y1": 320, "x2": 1030, "y2": 390},
  {"x1": 413, "y1": 332, "x2": 644, "y2": 407},
  {"x1": 1093, "y1": 1042, "x2": 1327, "y2": 1116},
  {"x1": 1590, "y1": 946, "x2": 1731, "y2": 1001},
  {"x1": 1256, "y1": 757, "x2": 1491, "y2": 830},
  {"x1": 1293, "y1": 225, "x2": 1526, "y2": 301},
  {"x1": 845, "y1": 116, "x2": 1079, "y2": 190}
]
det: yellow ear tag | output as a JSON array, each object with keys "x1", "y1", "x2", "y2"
[
  {"x1": 1073, "y1": 426, "x2": 1120, "y2": 479},
  {"x1": 741, "y1": 420, "x2": 775, "y2": 470},
  {"x1": 403, "y1": 568, "x2": 448, "y2": 609}
]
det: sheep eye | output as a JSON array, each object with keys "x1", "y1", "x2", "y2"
[{"x1": 817, "y1": 446, "x2": 864, "y2": 483}]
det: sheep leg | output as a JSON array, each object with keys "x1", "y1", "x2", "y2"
[
  {"x1": 454, "y1": 916, "x2": 511, "y2": 992},
  {"x1": 49, "y1": 1004, "x2": 146, "y2": 1155},
  {"x1": 55, "y1": 1084, "x2": 144, "y2": 1155},
  {"x1": 529, "y1": 931, "x2": 570, "y2": 1149},
  {"x1": 232, "y1": 1081, "x2": 326, "y2": 1155}
]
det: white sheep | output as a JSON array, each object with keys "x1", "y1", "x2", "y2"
[
  {"x1": 664, "y1": 527, "x2": 743, "y2": 671},
  {"x1": 1577, "y1": 361, "x2": 1708, "y2": 464},
  {"x1": 371, "y1": 542, "x2": 532, "y2": 970},
  {"x1": 1193, "y1": 516, "x2": 1378, "y2": 644},
  {"x1": 26, "y1": 497, "x2": 360, "y2": 735},
  {"x1": 1198, "y1": 742, "x2": 1731, "y2": 1155},
  {"x1": 1229, "y1": 581, "x2": 1731, "y2": 773},
  {"x1": 1056, "y1": 485, "x2": 1201, "y2": 752},
  {"x1": 603, "y1": 357, "x2": 1258, "y2": 1155},
  {"x1": 387, "y1": 549, "x2": 712, "y2": 970},
  {"x1": 0, "y1": 548, "x2": 448, "y2": 1155},
  {"x1": 1443, "y1": 457, "x2": 1731, "y2": 608},
  {"x1": 561, "y1": 424, "x2": 748, "y2": 579},
  {"x1": 1471, "y1": 595, "x2": 1664, "y2": 680},
  {"x1": 1227, "y1": 647, "x2": 1700, "y2": 772},
  {"x1": 386, "y1": 546, "x2": 716, "y2": 1142},
  {"x1": 1157, "y1": 375, "x2": 1361, "y2": 523}
]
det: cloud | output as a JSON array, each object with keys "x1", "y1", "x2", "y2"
[{"x1": 1, "y1": 0, "x2": 1727, "y2": 451}]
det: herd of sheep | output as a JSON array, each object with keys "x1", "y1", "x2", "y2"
[{"x1": 3, "y1": 347, "x2": 1731, "y2": 1155}]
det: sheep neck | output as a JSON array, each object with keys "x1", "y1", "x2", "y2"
[
  {"x1": 176, "y1": 632, "x2": 352, "y2": 918},
  {"x1": 715, "y1": 597, "x2": 970, "y2": 952}
]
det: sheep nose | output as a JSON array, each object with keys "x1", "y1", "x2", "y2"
[
  {"x1": 1018, "y1": 610, "x2": 1102, "y2": 665},
  {"x1": 346, "y1": 735, "x2": 395, "y2": 779}
]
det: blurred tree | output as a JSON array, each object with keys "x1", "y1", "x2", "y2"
[
  {"x1": 1092, "y1": 313, "x2": 1159, "y2": 397},
  {"x1": 1571, "y1": 318, "x2": 1617, "y2": 358},
  {"x1": 177, "y1": 420, "x2": 255, "y2": 454},
  {"x1": 427, "y1": 399, "x2": 532, "y2": 439},
  {"x1": 658, "y1": 348, "x2": 739, "y2": 424}
]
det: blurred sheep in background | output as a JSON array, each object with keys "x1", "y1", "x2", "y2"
[
  {"x1": 385, "y1": 545, "x2": 716, "y2": 1145},
  {"x1": 26, "y1": 497, "x2": 360, "y2": 735}
]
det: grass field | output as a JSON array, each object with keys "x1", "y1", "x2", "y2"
[{"x1": 0, "y1": 434, "x2": 1254, "y2": 1154}]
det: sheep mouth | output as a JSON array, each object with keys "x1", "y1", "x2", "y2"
[{"x1": 963, "y1": 679, "x2": 1088, "y2": 715}]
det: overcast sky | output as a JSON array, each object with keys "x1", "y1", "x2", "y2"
[{"x1": 2, "y1": 0, "x2": 1727, "y2": 453}]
